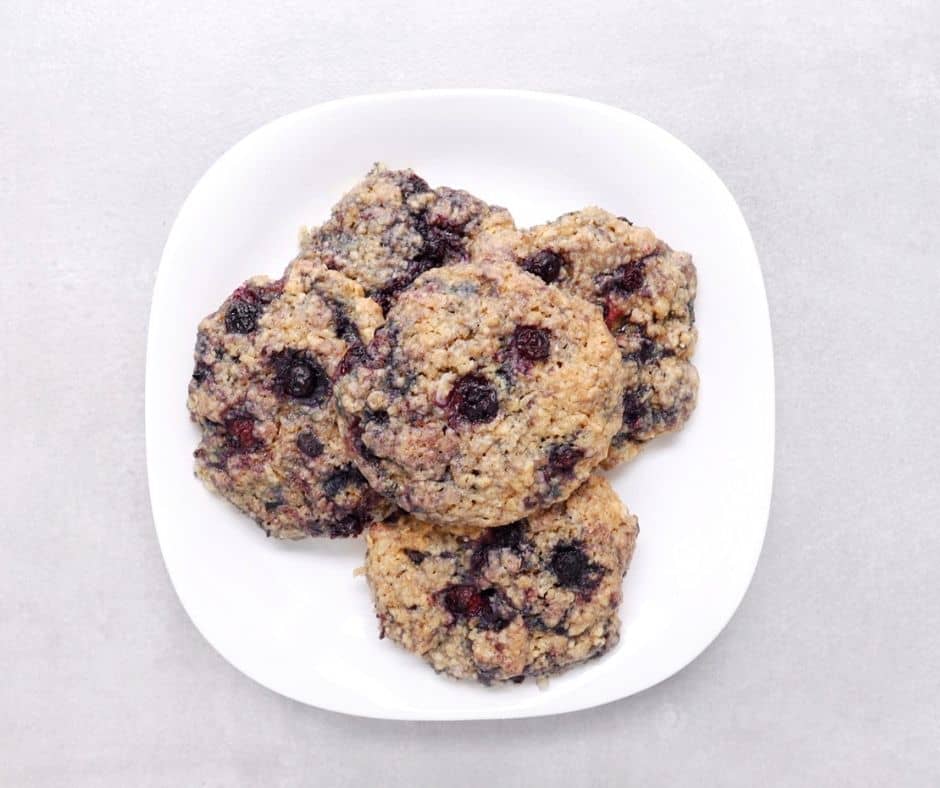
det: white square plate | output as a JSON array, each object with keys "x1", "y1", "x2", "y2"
[{"x1": 146, "y1": 90, "x2": 774, "y2": 720}]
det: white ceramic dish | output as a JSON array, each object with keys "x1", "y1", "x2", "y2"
[{"x1": 146, "y1": 90, "x2": 774, "y2": 720}]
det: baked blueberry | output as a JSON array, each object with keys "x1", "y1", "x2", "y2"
[
  {"x1": 296, "y1": 432, "x2": 324, "y2": 459},
  {"x1": 550, "y1": 543, "x2": 602, "y2": 591},
  {"x1": 225, "y1": 299, "x2": 258, "y2": 334},
  {"x1": 441, "y1": 584, "x2": 491, "y2": 619},
  {"x1": 223, "y1": 411, "x2": 258, "y2": 451},
  {"x1": 547, "y1": 443, "x2": 585, "y2": 477}
]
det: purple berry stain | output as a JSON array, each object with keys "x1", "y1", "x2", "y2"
[
  {"x1": 272, "y1": 350, "x2": 331, "y2": 405},
  {"x1": 335, "y1": 343, "x2": 367, "y2": 378},
  {"x1": 223, "y1": 280, "x2": 283, "y2": 334},
  {"x1": 470, "y1": 521, "x2": 526, "y2": 572},
  {"x1": 622, "y1": 388, "x2": 649, "y2": 427}
]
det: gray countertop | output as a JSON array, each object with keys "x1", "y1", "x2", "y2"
[{"x1": 2, "y1": 1, "x2": 938, "y2": 785}]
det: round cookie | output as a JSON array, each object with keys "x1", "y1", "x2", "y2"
[
  {"x1": 298, "y1": 164, "x2": 515, "y2": 313},
  {"x1": 335, "y1": 258, "x2": 626, "y2": 527},
  {"x1": 481, "y1": 207, "x2": 699, "y2": 465},
  {"x1": 365, "y1": 474, "x2": 639, "y2": 683},
  {"x1": 187, "y1": 258, "x2": 393, "y2": 538}
]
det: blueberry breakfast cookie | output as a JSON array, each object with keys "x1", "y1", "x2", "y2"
[
  {"x1": 187, "y1": 258, "x2": 393, "y2": 538},
  {"x1": 365, "y1": 474, "x2": 639, "y2": 683},
  {"x1": 334, "y1": 258, "x2": 625, "y2": 528},
  {"x1": 298, "y1": 164, "x2": 515, "y2": 313},
  {"x1": 481, "y1": 207, "x2": 699, "y2": 465}
]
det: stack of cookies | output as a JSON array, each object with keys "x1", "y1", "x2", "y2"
[{"x1": 187, "y1": 165, "x2": 698, "y2": 684}]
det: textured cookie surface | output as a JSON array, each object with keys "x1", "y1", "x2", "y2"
[
  {"x1": 298, "y1": 164, "x2": 514, "y2": 313},
  {"x1": 335, "y1": 259, "x2": 625, "y2": 527},
  {"x1": 187, "y1": 259, "x2": 393, "y2": 538},
  {"x1": 481, "y1": 207, "x2": 699, "y2": 464},
  {"x1": 365, "y1": 475, "x2": 639, "y2": 683}
]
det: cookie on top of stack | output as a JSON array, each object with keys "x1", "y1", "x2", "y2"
[{"x1": 187, "y1": 164, "x2": 698, "y2": 684}]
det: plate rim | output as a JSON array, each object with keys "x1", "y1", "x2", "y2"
[{"x1": 146, "y1": 88, "x2": 775, "y2": 720}]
